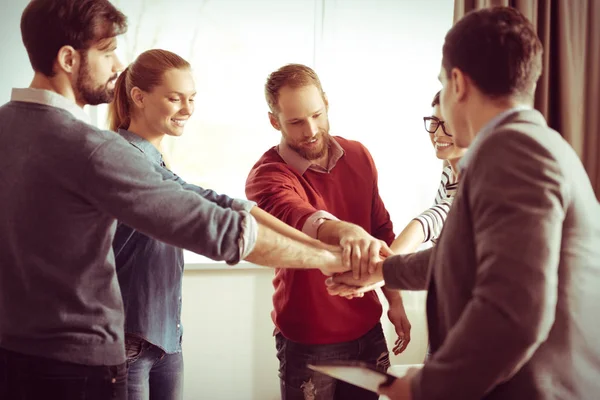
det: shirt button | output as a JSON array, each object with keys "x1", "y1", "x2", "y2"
[
  {"x1": 177, "y1": 324, "x2": 180, "y2": 328},
  {"x1": 111, "y1": 378, "x2": 116, "y2": 383}
]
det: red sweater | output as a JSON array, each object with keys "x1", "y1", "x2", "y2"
[{"x1": 245, "y1": 137, "x2": 395, "y2": 345}]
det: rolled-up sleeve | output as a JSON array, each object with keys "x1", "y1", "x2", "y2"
[
  {"x1": 301, "y1": 210, "x2": 339, "y2": 238},
  {"x1": 232, "y1": 211, "x2": 258, "y2": 265},
  {"x1": 232, "y1": 199, "x2": 257, "y2": 213}
]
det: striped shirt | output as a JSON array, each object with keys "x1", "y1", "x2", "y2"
[{"x1": 414, "y1": 165, "x2": 459, "y2": 243}]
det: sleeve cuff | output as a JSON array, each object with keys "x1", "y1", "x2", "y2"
[
  {"x1": 382, "y1": 256, "x2": 404, "y2": 290},
  {"x1": 412, "y1": 216, "x2": 430, "y2": 242},
  {"x1": 232, "y1": 198, "x2": 257, "y2": 213},
  {"x1": 301, "y1": 210, "x2": 339, "y2": 239},
  {"x1": 227, "y1": 211, "x2": 258, "y2": 265}
]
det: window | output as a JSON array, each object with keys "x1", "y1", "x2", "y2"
[{"x1": 90, "y1": 0, "x2": 454, "y2": 265}]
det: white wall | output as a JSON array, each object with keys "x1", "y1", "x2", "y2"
[{"x1": 181, "y1": 267, "x2": 280, "y2": 400}]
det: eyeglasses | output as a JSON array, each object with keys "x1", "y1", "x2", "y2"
[{"x1": 423, "y1": 116, "x2": 452, "y2": 137}]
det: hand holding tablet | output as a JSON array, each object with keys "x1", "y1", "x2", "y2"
[
  {"x1": 308, "y1": 360, "x2": 396, "y2": 393},
  {"x1": 308, "y1": 360, "x2": 422, "y2": 399}
]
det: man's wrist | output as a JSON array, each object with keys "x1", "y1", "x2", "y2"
[
  {"x1": 383, "y1": 287, "x2": 403, "y2": 305},
  {"x1": 342, "y1": 221, "x2": 367, "y2": 236},
  {"x1": 319, "y1": 247, "x2": 341, "y2": 272}
]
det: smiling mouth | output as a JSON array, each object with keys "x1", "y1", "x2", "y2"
[
  {"x1": 171, "y1": 119, "x2": 187, "y2": 127},
  {"x1": 304, "y1": 136, "x2": 320, "y2": 145},
  {"x1": 435, "y1": 142, "x2": 452, "y2": 149}
]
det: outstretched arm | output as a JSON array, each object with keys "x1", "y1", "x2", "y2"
[{"x1": 390, "y1": 220, "x2": 425, "y2": 254}]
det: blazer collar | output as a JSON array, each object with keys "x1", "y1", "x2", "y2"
[{"x1": 458, "y1": 107, "x2": 546, "y2": 173}]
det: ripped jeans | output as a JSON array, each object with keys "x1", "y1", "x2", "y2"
[{"x1": 275, "y1": 323, "x2": 390, "y2": 400}]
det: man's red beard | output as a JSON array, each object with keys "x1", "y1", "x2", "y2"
[{"x1": 287, "y1": 130, "x2": 331, "y2": 161}]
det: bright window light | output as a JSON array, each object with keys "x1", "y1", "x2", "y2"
[{"x1": 90, "y1": 0, "x2": 454, "y2": 265}]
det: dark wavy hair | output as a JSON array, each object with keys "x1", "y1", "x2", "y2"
[
  {"x1": 442, "y1": 6, "x2": 543, "y2": 100},
  {"x1": 21, "y1": 0, "x2": 128, "y2": 77}
]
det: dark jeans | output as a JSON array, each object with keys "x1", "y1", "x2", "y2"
[
  {"x1": 0, "y1": 346, "x2": 127, "y2": 400},
  {"x1": 125, "y1": 335, "x2": 183, "y2": 400},
  {"x1": 275, "y1": 323, "x2": 390, "y2": 400}
]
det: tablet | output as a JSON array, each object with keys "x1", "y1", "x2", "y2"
[{"x1": 307, "y1": 360, "x2": 397, "y2": 393}]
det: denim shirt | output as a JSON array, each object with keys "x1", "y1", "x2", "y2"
[{"x1": 114, "y1": 129, "x2": 256, "y2": 354}]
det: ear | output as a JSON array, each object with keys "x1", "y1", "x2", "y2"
[
  {"x1": 130, "y1": 87, "x2": 145, "y2": 109},
  {"x1": 451, "y1": 67, "x2": 468, "y2": 102},
  {"x1": 56, "y1": 45, "x2": 80, "y2": 74},
  {"x1": 268, "y1": 112, "x2": 281, "y2": 131}
]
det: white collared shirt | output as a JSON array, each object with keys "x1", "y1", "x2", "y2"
[{"x1": 11, "y1": 88, "x2": 91, "y2": 124}]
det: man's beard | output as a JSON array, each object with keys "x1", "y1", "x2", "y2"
[
  {"x1": 288, "y1": 130, "x2": 331, "y2": 161},
  {"x1": 75, "y1": 57, "x2": 117, "y2": 106}
]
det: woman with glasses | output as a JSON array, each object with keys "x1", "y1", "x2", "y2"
[
  {"x1": 390, "y1": 91, "x2": 466, "y2": 256},
  {"x1": 386, "y1": 90, "x2": 466, "y2": 357}
]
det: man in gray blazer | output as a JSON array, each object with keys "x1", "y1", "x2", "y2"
[{"x1": 327, "y1": 6, "x2": 600, "y2": 400}]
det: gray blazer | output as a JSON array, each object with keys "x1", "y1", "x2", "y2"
[{"x1": 383, "y1": 109, "x2": 600, "y2": 400}]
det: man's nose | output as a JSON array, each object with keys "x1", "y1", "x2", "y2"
[{"x1": 307, "y1": 119, "x2": 319, "y2": 136}]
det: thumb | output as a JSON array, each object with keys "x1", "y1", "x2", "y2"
[
  {"x1": 331, "y1": 272, "x2": 354, "y2": 285},
  {"x1": 380, "y1": 242, "x2": 394, "y2": 257}
]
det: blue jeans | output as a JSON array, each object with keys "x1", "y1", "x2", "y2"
[
  {"x1": 275, "y1": 323, "x2": 390, "y2": 400},
  {"x1": 0, "y1": 346, "x2": 127, "y2": 400},
  {"x1": 125, "y1": 335, "x2": 184, "y2": 400}
]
